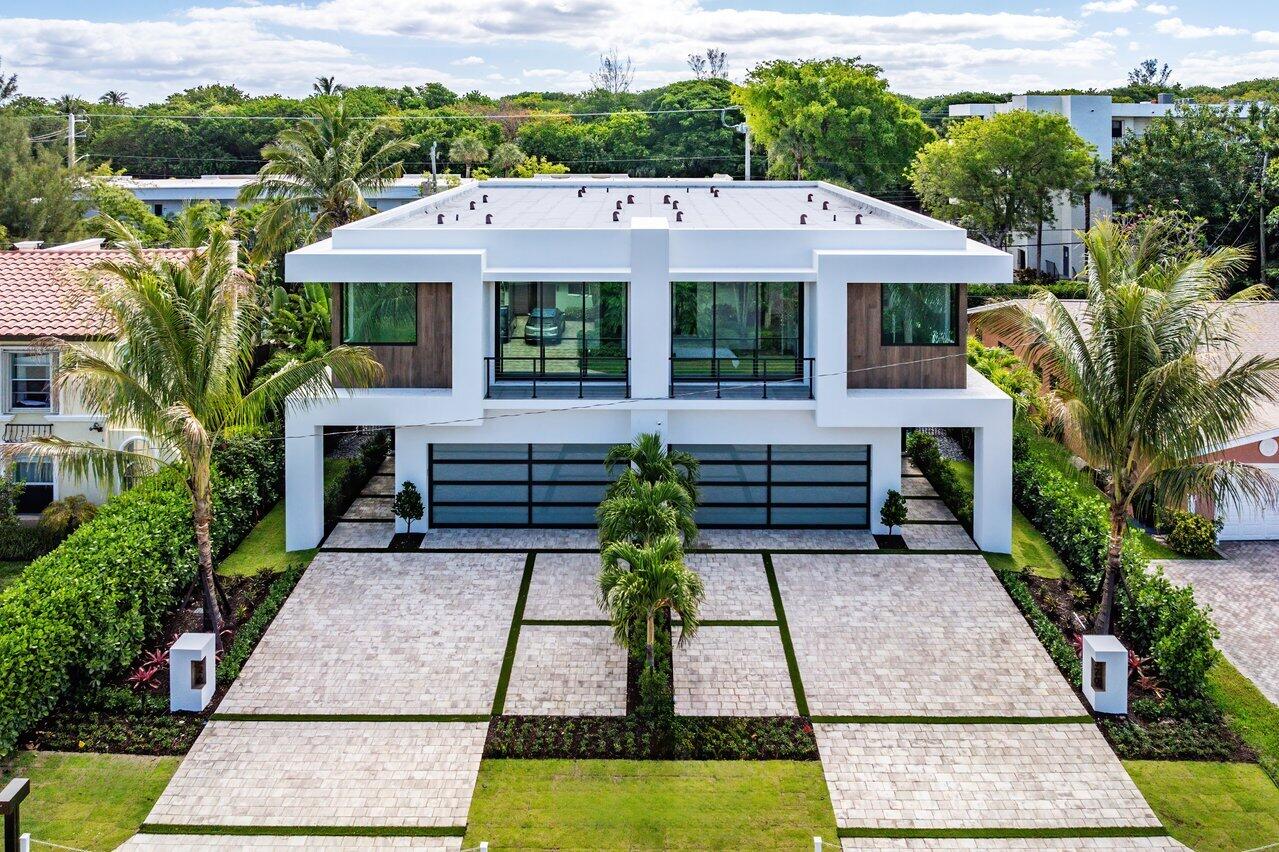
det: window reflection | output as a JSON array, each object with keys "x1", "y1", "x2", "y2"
[
  {"x1": 671, "y1": 282, "x2": 802, "y2": 379},
  {"x1": 496, "y1": 282, "x2": 627, "y2": 378}
]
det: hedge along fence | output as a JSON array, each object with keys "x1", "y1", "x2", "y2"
[{"x1": 0, "y1": 429, "x2": 283, "y2": 755}]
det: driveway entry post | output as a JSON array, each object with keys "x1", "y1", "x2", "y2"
[{"x1": 0, "y1": 778, "x2": 29, "y2": 852}]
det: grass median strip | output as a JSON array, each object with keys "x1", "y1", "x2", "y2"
[
  {"x1": 521, "y1": 618, "x2": 610, "y2": 626},
  {"x1": 836, "y1": 827, "x2": 1170, "y2": 839},
  {"x1": 140, "y1": 825, "x2": 467, "y2": 837},
  {"x1": 492, "y1": 552, "x2": 536, "y2": 716},
  {"x1": 210, "y1": 713, "x2": 490, "y2": 722},
  {"x1": 809, "y1": 714, "x2": 1094, "y2": 725},
  {"x1": 763, "y1": 551, "x2": 809, "y2": 717}
]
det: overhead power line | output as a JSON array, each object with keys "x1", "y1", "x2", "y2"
[{"x1": 12, "y1": 105, "x2": 740, "y2": 122}]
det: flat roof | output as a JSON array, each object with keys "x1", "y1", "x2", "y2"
[{"x1": 363, "y1": 179, "x2": 929, "y2": 231}]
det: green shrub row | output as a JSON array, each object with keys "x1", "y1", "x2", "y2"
[
  {"x1": 0, "y1": 523, "x2": 60, "y2": 562},
  {"x1": 993, "y1": 568, "x2": 1082, "y2": 688},
  {"x1": 323, "y1": 430, "x2": 391, "y2": 521},
  {"x1": 218, "y1": 562, "x2": 306, "y2": 686},
  {"x1": 967, "y1": 281, "x2": 1086, "y2": 306},
  {"x1": 0, "y1": 429, "x2": 283, "y2": 755},
  {"x1": 903, "y1": 431, "x2": 973, "y2": 529},
  {"x1": 484, "y1": 715, "x2": 818, "y2": 760}
]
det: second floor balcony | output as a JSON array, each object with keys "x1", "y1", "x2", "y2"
[
  {"x1": 484, "y1": 354, "x2": 630, "y2": 400},
  {"x1": 669, "y1": 348, "x2": 814, "y2": 400}
]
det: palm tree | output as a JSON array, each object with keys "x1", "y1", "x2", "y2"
[
  {"x1": 604, "y1": 432, "x2": 699, "y2": 502},
  {"x1": 313, "y1": 76, "x2": 346, "y2": 96},
  {"x1": 597, "y1": 470, "x2": 697, "y2": 547},
  {"x1": 490, "y1": 142, "x2": 526, "y2": 177},
  {"x1": 976, "y1": 217, "x2": 1279, "y2": 633},
  {"x1": 598, "y1": 534, "x2": 704, "y2": 671},
  {"x1": 53, "y1": 94, "x2": 80, "y2": 114},
  {"x1": 99, "y1": 91, "x2": 128, "y2": 106},
  {"x1": 238, "y1": 99, "x2": 417, "y2": 250},
  {"x1": 0, "y1": 57, "x2": 18, "y2": 103},
  {"x1": 1, "y1": 217, "x2": 383, "y2": 643},
  {"x1": 448, "y1": 133, "x2": 488, "y2": 178}
]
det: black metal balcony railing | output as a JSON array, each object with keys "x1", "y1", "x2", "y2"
[
  {"x1": 669, "y1": 356, "x2": 815, "y2": 400},
  {"x1": 485, "y1": 356, "x2": 630, "y2": 400}
]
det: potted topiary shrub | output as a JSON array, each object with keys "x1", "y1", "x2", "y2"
[
  {"x1": 391, "y1": 481, "x2": 425, "y2": 551},
  {"x1": 876, "y1": 489, "x2": 908, "y2": 549}
]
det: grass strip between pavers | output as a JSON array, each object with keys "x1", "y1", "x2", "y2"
[
  {"x1": 492, "y1": 552, "x2": 536, "y2": 716},
  {"x1": 140, "y1": 825, "x2": 466, "y2": 837},
  {"x1": 522, "y1": 618, "x2": 611, "y2": 626},
  {"x1": 809, "y1": 715, "x2": 1094, "y2": 725},
  {"x1": 211, "y1": 713, "x2": 489, "y2": 723},
  {"x1": 694, "y1": 619, "x2": 780, "y2": 627},
  {"x1": 763, "y1": 551, "x2": 809, "y2": 717},
  {"x1": 836, "y1": 827, "x2": 1169, "y2": 839}
]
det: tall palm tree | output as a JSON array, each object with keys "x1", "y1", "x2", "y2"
[
  {"x1": 1, "y1": 217, "x2": 383, "y2": 643},
  {"x1": 448, "y1": 133, "x2": 488, "y2": 178},
  {"x1": 597, "y1": 470, "x2": 697, "y2": 547},
  {"x1": 313, "y1": 76, "x2": 345, "y2": 96},
  {"x1": 598, "y1": 534, "x2": 704, "y2": 671},
  {"x1": 238, "y1": 99, "x2": 417, "y2": 250},
  {"x1": 604, "y1": 432, "x2": 699, "y2": 502},
  {"x1": 99, "y1": 90, "x2": 128, "y2": 106},
  {"x1": 976, "y1": 217, "x2": 1279, "y2": 633}
]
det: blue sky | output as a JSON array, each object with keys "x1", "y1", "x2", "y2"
[{"x1": 1, "y1": 0, "x2": 1273, "y2": 104}]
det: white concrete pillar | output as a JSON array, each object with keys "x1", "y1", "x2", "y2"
[
  {"x1": 285, "y1": 419, "x2": 325, "y2": 551},
  {"x1": 813, "y1": 256, "x2": 849, "y2": 426},
  {"x1": 973, "y1": 419, "x2": 1013, "y2": 553},
  {"x1": 393, "y1": 426, "x2": 430, "y2": 532},
  {"x1": 451, "y1": 256, "x2": 486, "y2": 414},
  {"x1": 869, "y1": 427, "x2": 902, "y2": 534},
  {"x1": 628, "y1": 218, "x2": 670, "y2": 401}
]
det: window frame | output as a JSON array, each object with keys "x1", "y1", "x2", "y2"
[
  {"x1": 493, "y1": 281, "x2": 628, "y2": 381},
  {"x1": 670, "y1": 281, "x2": 805, "y2": 380},
  {"x1": 879, "y1": 283, "x2": 960, "y2": 348},
  {"x1": 8, "y1": 350, "x2": 54, "y2": 412},
  {"x1": 340, "y1": 282, "x2": 419, "y2": 347}
]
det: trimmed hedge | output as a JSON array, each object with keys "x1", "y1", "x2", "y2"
[
  {"x1": 485, "y1": 715, "x2": 818, "y2": 760},
  {"x1": 993, "y1": 567, "x2": 1082, "y2": 688},
  {"x1": 0, "y1": 523, "x2": 60, "y2": 562},
  {"x1": 218, "y1": 562, "x2": 305, "y2": 686},
  {"x1": 324, "y1": 429, "x2": 390, "y2": 521},
  {"x1": 0, "y1": 429, "x2": 283, "y2": 755},
  {"x1": 904, "y1": 432, "x2": 973, "y2": 529}
]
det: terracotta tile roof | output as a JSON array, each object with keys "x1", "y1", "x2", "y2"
[{"x1": 0, "y1": 248, "x2": 192, "y2": 339}]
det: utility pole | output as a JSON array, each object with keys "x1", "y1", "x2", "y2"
[
  {"x1": 430, "y1": 141, "x2": 438, "y2": 194},
  {"x1": 67, "y1": 111, "x2": 76, "y2": 169},
  {"x1": 721, "y1": 108, "x2": 751, "y2": 181},
  {"x1": 743, "y1": 124, "x2": 751, "y2": 182}
]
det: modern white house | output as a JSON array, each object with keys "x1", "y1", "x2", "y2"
[
  {"x1": 948, "y1": 94, "x2": 1254, "y2": 277},
  {"x1": 102, "y1": 173, "x2": 469, "y2": 218},
  {"x1": 283, "y1": 178, "x2": 1015, "y2": 551}
]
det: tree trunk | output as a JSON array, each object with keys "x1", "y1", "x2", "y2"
[
  {"x1": 194, "y1": 486, "x2": 225, "y2": 648},
  {"x1": 645, "y1": 612, "x2": 656, "y2": 672},
  {"x1": 1093, "y1": 505, "x2": 1127, "y2": 635},
  {"x1": 1036, "y1": 216, "x2": 1044, "y2": 276}
]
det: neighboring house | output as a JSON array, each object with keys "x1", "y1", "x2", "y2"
[
  {"x1": 971, "y1": 298, "x2": 1279, "y2": 540},
  {"x1": 283, "y1": 177, "x2": 1016, "y2": 552},
  {"x1": 0, "y1": 239, "x2": 183, "y2": 515},
  {"x1": 948, "y1": 94, "x2": 1256, "y2": 277},
  {"x1": 96, "y1": 174, "x2": 476, "y2": 218}
]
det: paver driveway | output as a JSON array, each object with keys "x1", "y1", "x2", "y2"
[{"x1": 1157, "y1": 541, "x2": 1279, "y2": 704}]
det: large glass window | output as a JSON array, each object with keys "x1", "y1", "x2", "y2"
[
  {"x1": 495, "y1": 282, "x2": 627, "y2": 379},
  {"x1": 881, "y1": 283, "x2": 958, "y2": 346},
  {"x1": 10, "y1": 353, "x2": 52, "y2": 410},
  {"x1": 671, "y1": 282, "x2": 802, "y2": 379},
  {"x1": 342, "y1": 283, "x2": 417, "y2": 344}
]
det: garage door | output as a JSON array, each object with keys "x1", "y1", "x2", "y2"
[
  {"x1": 429, "y1": 443, "x2": 614, "y2": 527},
  {"x1": 675, "y1": 444, "x2": 870, "y2": 528},
  {"x1": 1217, "y1": 464, "x2": 1279, "y2": 540}
]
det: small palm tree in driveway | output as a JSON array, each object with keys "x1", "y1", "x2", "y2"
[
  {"x1": 597, "y1": 469, "x2": 697, "y2": 547},
  {"x1": 604, "y1": 432, "x2": 699, "y2": 502},
  {"x1": 975, "y1": 216, "x2": 1279, "y2": 634},
  {"x1": 1, "y1": 218, "x2": 383, "y2": 644},
  {"x1": 598, "y1": 534, "x2": 704, "y2": 672}
]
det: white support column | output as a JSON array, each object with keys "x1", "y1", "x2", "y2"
[
  {"x1": 972, "y1": 418, "x2": 1014, "y2": 553},
  {"x1": 284, "y1": 419, "x2": 325, "y2": 551},
  {"x1": 869, "y1": 427, "x2": 902, "y2": 534},
  {"x1": 813, "y1": 255, "x2": 848, "y2": 426},
  {"x1": 393, "y1": 426, "x2": 429, "y2": 532},
  {"x1": 628, "y1": 217, "x2": 670, "y2": 401}
]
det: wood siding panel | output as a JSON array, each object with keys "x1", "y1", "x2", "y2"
[
  {"x1": 846, "y1": 283, "x2": 967, "y2": 389},
  {"x1": 330, "y1": 282, "x2": 452, "y2": 388}
]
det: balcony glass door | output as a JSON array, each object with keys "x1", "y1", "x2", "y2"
[
  {"x1": 671, "y1": 282, "x2": 802, "y2": 381},
  {"x1": 495, "y1": 282, "x2": 626, "y2": 380}
]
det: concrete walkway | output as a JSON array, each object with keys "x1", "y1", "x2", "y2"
[{"x1": 1157, "y1": 540, "x2": 1279, "y2": 704}]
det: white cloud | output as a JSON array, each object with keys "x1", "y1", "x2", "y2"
[
  {"x1": 1153, "y1": 17, "x2": 1246, "y2": 38},
  {"x1": 1144, "y1": 3, "x2": 1176, "y2": 13},
  {"x1": 451, "y1": 55, "x2": 485, "y2": 66},
  {"x1": 1255, "y1": 31, "x2": 1279, "y2": 45},
  {"x1": 1081, "y1": 0, "x2": 1137, "y2": 15},
  {"x1": 1178, "y1": 48, "x2": 1279, "y2": 83}
]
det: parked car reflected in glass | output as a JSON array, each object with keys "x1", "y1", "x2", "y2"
[{"x1": 523, "y1": 307, "x2": 566, "y2": 345}]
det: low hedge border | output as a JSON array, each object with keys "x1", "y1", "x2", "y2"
[
  {"x1": 323, "y1": 430, "x2": 390, "y2": 522},
  {"x1": 904, "y1": 432, "x2": 973, "y2": 530},
  {"x1": 217, "y1": 562, "x2": 306, "y2": 686},
  {"x1": 484, "y1": 715, "x2": 819, "y2": 760},
  {"x1": 992, "y1": 567, "x2": 1082, "y2": 689}
]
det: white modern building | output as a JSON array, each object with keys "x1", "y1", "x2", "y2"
[
  {"x1": 104, "y1": 173, "x2": 467, "y2": 218},
  {"x1": 949, "y1": 94, "x2": 1252, "y2": 277},
  {"x1": 282, "y1": 178, "x2": 1015, "y2": 552}
]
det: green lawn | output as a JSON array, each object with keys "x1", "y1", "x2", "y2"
[
  {"x1": 948, "y1": 459, "x2": 1068, "y2": 579},
  {"x1": 1207, "y1": 657, "x2": 1279, "y2": 784},
  {"x1": 1, "y1": 751, "x2": 179, "y2": 852},
  {"x1": 0, "y1": 560, "x2": 27, "y2": 590},
  {"x1": 217, "y1": 457, "x2": 350, "y2": 577},
  {"x1": 1125, "y1": 760, "x2": 1279, "y2": 851},
  {"x1": 463, "y1": 759, "x2": 838, "y2": 849}
]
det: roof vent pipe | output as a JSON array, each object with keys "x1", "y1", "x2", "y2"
[
  {"x1": 577, "y1": 188, "x2": 585, "y2": 197},
  {"x1": 612, "y1": 210, "x2": 620, "y2": 222},
  {"x1": 822, "y1": 201, "x2": 829, "y2": 210},
  {"x1": 663, "y1": 194, "x2": 671, "y2": 204},
  {"x1": 436, "y1": 214, "x2": 445, "y2": 224},
  {"x1": 854, "y1": 213, "x2": 862, "y2": 224},
  {"x1": 800, "y1": 214, "x2": 808, "y2": 225},
  {"x1": 469, "y1": 201, "x2": 476, "y2": 210},
  {"x1": 482, "y1": 194, "x2": 489, "y2": 203},
  {"x1": 672, "y1": 200, "x2": 679, "y2": 210},
  {"x1": 676, "y1": 211, "x2": 684, "y2": 222},
  {"x1": 615, "y1": 200, "x2": 623, "y2": 210},
  {"x1": 485, "y1": 214, "x2": 493, "y2": 224},
  {"x1": 807, "y1": 193, "x2": 814, "y2": 202},
  {"x1": 627, "y1": 194, "x2": 635, "y2": 204}
]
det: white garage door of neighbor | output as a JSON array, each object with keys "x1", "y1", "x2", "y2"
[{"x1": 1217, "y1": 464, "x2": 1279, "y2": 540}]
